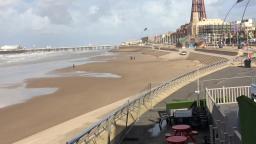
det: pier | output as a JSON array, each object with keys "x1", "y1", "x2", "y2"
[{"x1": 0, "y1": 45, "x2": 113, "y2": 54}]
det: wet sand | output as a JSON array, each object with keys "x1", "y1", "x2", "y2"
[{"x1": 0, "y1": 49, "x2": 200, "y2": 143}]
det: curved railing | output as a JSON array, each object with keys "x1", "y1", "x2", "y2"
[{"x1": 67, "y1": 59, "x2": 229, "y2": 144}]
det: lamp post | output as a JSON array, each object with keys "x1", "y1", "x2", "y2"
[{"x1": 195, "y1": 68, "x2": 200, "y2": 107}]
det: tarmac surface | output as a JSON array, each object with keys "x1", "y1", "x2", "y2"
[
  {"x1": 122, "y1": 66, "x2": 256, "y2": 144},
  {"x1": 195, "y1": 48, "x2": 238, "y2": 56}
]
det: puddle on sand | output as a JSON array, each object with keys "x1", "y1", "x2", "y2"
[
  {"x1": 56, "y1": 71, "x2": 121, "y2": 78},
  {"x1": 0, "y1": 83, "x2": 57, "y2": 108}
]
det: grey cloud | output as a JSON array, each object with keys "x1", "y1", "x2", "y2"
[
  {"x1": 0, "y1": 0, "x2": 20, "y2": 8},
  {"x1": 35, "y1": 0, "x2": 74, "y2": 25},
  {"x1": 0, "y1": 0, "x2": 256, "y2": 47}
]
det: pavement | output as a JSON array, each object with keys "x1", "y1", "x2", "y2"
[
  {"x1": 122, "y1": 66, "x2": 256, "y2": 144},
  {"x1": 219, "y1": 103, "x2": 239, "y2": 133}
]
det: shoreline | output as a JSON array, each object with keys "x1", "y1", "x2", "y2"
[
  {"x1": 0, "y1": 50, "x2": 114, "y2": 109},
  {"x1": 0, "y1": 49, "x2": 200, "y2": 143}
]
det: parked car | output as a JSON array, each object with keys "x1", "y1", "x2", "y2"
[{"x1": 180, "y1": 51, "x2": 187, "y2": 55}]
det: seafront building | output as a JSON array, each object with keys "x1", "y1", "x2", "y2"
[
  {"x1": 197, "y1": 19, "x2": 231, "y2": 46},
  {"x1": 121, "y1": 40, "x2": 143, "y2": 46},
  {"x1": 0, "y1": 45, "x2": 23, "y2": 51},
  {"x1": 136, "y1": 0, "x2": 256, "y2": 48}
]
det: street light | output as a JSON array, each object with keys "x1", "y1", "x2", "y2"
[
  {"x1": 195, "y1": 68, "x2": 200, "y2": 107},
  {"x1": 213, "y1": 33, "x2": 216, "y2": 48}
]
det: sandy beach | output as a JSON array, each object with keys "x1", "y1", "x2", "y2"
[{"x1": 0, "y1": 48, "x2": 200, "y2": 143}]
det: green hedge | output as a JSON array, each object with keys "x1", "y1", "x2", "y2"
[
  {"x1": 166, "y1": 99, "x2": 206, "y2": 110},
  {"x1": 237, "y1": 96, "x2": 256, "y2": 144},
  {"x1": 166, "y1": 100, "x2": 195, "y2": 110}
]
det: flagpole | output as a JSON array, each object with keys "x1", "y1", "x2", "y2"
[{"x1": 140, "y1": 28, "x2": 148, "y2": 45}]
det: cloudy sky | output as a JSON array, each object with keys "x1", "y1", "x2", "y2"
[{"x1": 0, "y1": 0, "x2": 255, "y2": 47}]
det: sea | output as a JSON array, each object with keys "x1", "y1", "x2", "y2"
[{"x1": 0, "y1": 47, "x2": 117, "y2": 108}]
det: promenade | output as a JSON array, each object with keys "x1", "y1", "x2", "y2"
[{"x1": 123, "y1": 66, "x2": 256, "y2": 144}]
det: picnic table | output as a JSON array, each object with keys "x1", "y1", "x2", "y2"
[
  {"x1": 172, "y1": 124, "x2": 196, "y2": 143},
  {"x1": 166, "y1": 136, "x2": 187, "y2": 144}
]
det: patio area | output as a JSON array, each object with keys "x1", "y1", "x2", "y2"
[
  {"x1": 122, "y1": 105, "x2": 210, "y2": 144},
  {"x1": 121, "y1": 67, "x2": 256, "y2": 144}
]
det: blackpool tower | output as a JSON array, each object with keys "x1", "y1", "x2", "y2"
[
  {"x1": 190, "y1": 0, "x2": 207, "y2": 23},
  {"x1": 198, "y1": 0, "x2": 207, "y2": 20}
]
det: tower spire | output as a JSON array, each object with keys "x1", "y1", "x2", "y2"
[
  {"x1": 190, "y1": 0, "x2": 199, "y2": 23},
  {"x1": 190, "y1": 0, "x2": 207, "y2": 22},
  {"x1": 199, "y1": 0, "x2": 207, "y2": 20}
]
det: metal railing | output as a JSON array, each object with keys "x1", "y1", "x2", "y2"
[
  {"x1": 67, "y1": 59, "x2": 229, "y2": 144},
  {"x1": 206, "y1": 86, "x2": 251, "y2": 144}
]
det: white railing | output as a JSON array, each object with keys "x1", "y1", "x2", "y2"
[
  {"x1": 206, "y1": 86, "x2": 250, "y2": 144},
  {"x1": 207, "y1": 89, "x2": 229, "y2": 144},
  {"x1": 67, "y1": 60, "x2": 229, "y2": 144},
  {"x1": 206, "y1": 86, "x2": 251, "y2": 104},
  {"x1": 206, "y1": 90, "x2": 215, "y2": 113}
]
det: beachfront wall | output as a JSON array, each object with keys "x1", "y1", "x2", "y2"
[
  {"x1": 67, "y1": 59, "x2": 230, "y2": 144},
  {"x1": 237, "y1": 96, "x2": 256, "y2": 144}
]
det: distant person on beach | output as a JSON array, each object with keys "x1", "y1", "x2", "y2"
[
  {"x1": 130, "y1": 56, "x2": 136, "y2": 60},
  {"x1": 73, "y1": 64, "x2": 75, "y2": 69}
]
